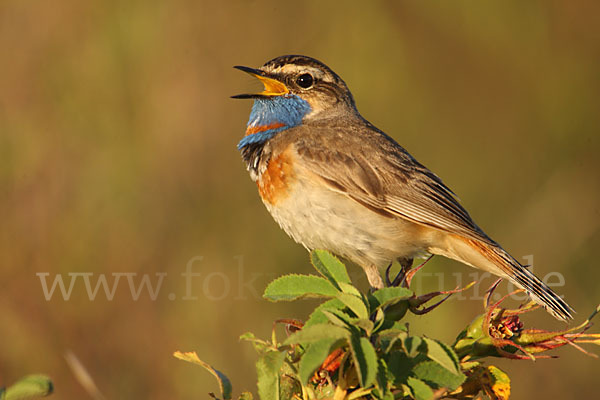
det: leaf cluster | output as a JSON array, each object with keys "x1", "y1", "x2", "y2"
[{"x1": 176, "y1": 250, "x2": 599, "y2": 400}]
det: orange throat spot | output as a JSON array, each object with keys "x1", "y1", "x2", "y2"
[{"x1": 245, "y1": 122, "x2": 286, "y2": 136}]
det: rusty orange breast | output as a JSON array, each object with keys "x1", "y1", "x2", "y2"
[{"x1": 257, "y1": 147, "x2": 296, "y2": 205}]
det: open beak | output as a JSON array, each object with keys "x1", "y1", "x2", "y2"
[{"x1": 231, "y1": 66, "x2": 289, "y2": 99}]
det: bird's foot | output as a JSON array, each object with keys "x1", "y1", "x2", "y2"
[
  {"x1": 410, "y1": 281, "x2": 477, "y2": 315},
  {"x1": 386, "y1": 257, "x2": 413, "y2": 288},
  {"x1": 386, "y1": 255, "x2": 434, "y2": 288}
]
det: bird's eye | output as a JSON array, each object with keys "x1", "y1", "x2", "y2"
[{"x1": 296, "y1": 73, "x2": 314, "y2": 89}]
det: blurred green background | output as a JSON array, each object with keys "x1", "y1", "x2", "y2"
[{"x1": 1, "y1": 0, "x2": 599, "y2": 398}]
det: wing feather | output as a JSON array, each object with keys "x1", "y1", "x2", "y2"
[{"x1": 290, "y1": 123, "x2": 495, "y2": 246}]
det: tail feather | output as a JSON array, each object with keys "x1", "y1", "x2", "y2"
[
  {"x1": 445, "y1": 236, "x2": 575, "y2": 321},
  {"x1": 484, "y1": 243, "x2": 574, "y2": 321},
  {"x1": 509, "y1": 261, "x2": 574, "y2": 321}
]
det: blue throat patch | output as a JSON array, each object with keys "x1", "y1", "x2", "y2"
[{"x1": 237, "y1": 95, "x2": 311, "y2": 150}]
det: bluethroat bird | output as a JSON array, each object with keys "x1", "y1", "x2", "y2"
[{"x1": 233, "y1": 55, "x2": 573, "y2": 321}]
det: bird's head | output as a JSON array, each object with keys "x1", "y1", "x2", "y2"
[{"x1": 233, "y1": 55, "x2": 357, "y2": 133}]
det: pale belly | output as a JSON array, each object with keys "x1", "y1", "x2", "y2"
[{"x1": 261, "y1": 174, "x2": 435, "y2": 269}]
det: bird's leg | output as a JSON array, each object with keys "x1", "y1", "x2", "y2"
[
  {"x1": 365, "y1": 264, "x2": 384, "y2": 289},
  {"x1": 388, "y1": 258, "x2": 414, "y2": 288},
  {"x1": 385, "y1": 263, "x2": 394, "y2": 287}
]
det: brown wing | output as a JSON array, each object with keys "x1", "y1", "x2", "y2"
[{"x1": 287, "y1": 122, "x2": 496, "y2": 246}]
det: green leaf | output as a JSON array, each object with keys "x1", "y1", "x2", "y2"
[
  {"x1": 323, "y1": 309, "x2": 374, "y2": 335},
  {"x1": 298, "y1": 338, "x2": 342, "y2": 384},
  {"x1": 280, "y1": 364, "x2": 302, "y2": 400},
  {"x1": 387, "y1": 352, "x2": 414, "y2": 385},
  {"x1": 322, "y1": 308, "x2": 355, "y2": 328},
  {"x1": 404, "y1": 336, "x2": 424, "y2": 358},
  {"x1": 378, "y1": 329, "x2": 408, "y2": 354},
  {"x1": 2, "y1": 375, "x2": 53, "y2": 400},
  {"x1": 349, "y1": 333, "x2": 378, "y2": 388},
  {"x1": 486, "y1": 365, "x2": 511, "y2": 400},
  {"x1": 256, "y1": 350, "x2": 286, "y2": 400},
  {"x1": 371, "y1": 287, "x2": 413, "y2": 309},
  {"x1": 412, "y1": 361, "x2": 465, "y2": 391},
  {"x1": 304, "y1": 299, "x2": 345, "y2": 327},
  {"x1": 351, "y1": 318, "x2": 375, "y2": 335},
  {"x1": 284, "y1": 324, "x2": 349, "y2": 346},
  {"x1": 423, "y1": 337, "x2": 459, "y2": 375},
  {"x1": 238, "y1": 392, "x2": 254, "y2": 400},
  {"x1": 406, "y1": 377, "x2": 434, "y2": 400},
  {"x1": 338, "y1": 282, "x2": 363, "y2": 297},
  {"x1": 376, "y1": 318, "x2": 409, "y2": 334},
  {"x1": 375, "y1": 358, "x2": 391, "y2": 395},
  {"x1": 438, "y1": 339, "x2": 461, "y2": 368},
  {"x1": 239, "y1": 332, "x2": 271, "y2": 352},
  {"x1": 310, "y1": 250, "x2": 351, "y2": 288},
  {"x1": 460, "y1": 361, "x2": 481, "y2": 371},
  {"x1": 263, "y1": 274, "x2": 339, "y2": 301},
  {"x1": 377, "y1": 320, "x2": 408, "y2": 337},
  {"x1": 239, "y1": 332, "x2": 256, "y2": 341},
  {"x1": 372, "y1": 308, "x2": 385, "y2": 332},
  {"x1": 173, "y1": 351, "x2": 232, "y2": 400},
  {"x1": 338, "y1": 293, "x2": 369, "y2": 319},
  {"x1": 370, "y1": 386, "x2": 395, "y2": 400},
  {"x1": 239, "y1": 332, "x2": 269, "y2": 346},
  {"x1": 379, "y1": 391, "x2": 395, "y2": 400}
]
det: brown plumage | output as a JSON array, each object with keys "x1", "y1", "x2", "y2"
[{"x1": 234, "y1": 55, "x2": 574, "y2": 321}]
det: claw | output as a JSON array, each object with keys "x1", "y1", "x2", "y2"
[
  {"x1": 387, "y1": 258, "x2": 413, "y2": 287},
  {"x1": 385, "y1": 255, "x2": 434, "y2": 288},
  {"x1": 403, "y1": 255, "x2": 434, "y2": 287},
  {"x1": 410, "y1": 281, "x2": 477, "y2": 315},
  {"x1": 411, "y1": 293, "x2": 454, "y2": 315},
  {"x1": 484, "y1": 278, "x2": 503, "y2": 309}
]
